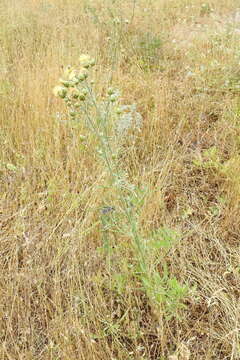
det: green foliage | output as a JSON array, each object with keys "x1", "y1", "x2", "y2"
[
  {"x1": 193, "y1": 146, "x2": 222, "y2": 170},
  {"x1": 132, "y1": 32, "x2": 163, "y2": 71},
  {"x1": 0, "y1": 80, "x2": 12, "y2": 98},
  {"x1": 149, "y1": 227, "x2": 180, "y2": 251}
]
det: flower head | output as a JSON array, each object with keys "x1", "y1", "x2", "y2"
[
  {"x1": 79, "y1": 54, "x2": 95, "y2": 68},
  {"x1": 107, "y1": 87, "x2": 115, "y2": 95},
  {"x1": 78, "y1": 93, "x2": 86, "y2": 101},
  {"x1": 59, "y1": 78, "x2": 72, "y2": 87},
  {"x1": 78, "y1": 68, "x2": 88, "y2": 81},
  {"x1": 109, "y1": 94, "x2": 118, "y2": 102},
  {"x1": 53, "y1": 85, "x2": 67, "y2": 98}
]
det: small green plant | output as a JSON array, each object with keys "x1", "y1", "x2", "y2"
[
  {"x1": 193, "y1": 146, "x2": 222, "y2": 170},
  {"x1": 53, "y1": 54, "x2": 188, "y2": 318},
  {"x1": 129, "y1": 31, "x2": 162, "y2": 71},
  {"x1": 137, "y1": 32, "x2": 162, "y2": 70}
]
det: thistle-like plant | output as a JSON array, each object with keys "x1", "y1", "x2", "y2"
[{"x1": 53, "y1": 55, "x2": 188, "y2": 318}]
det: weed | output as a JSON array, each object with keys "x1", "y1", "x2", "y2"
[{"x1": 53, "y1": 55, "x2": 188, "y2": 319}]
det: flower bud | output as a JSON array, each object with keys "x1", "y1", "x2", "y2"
[
  {"x1": 113, "y1": 17, "x2": 120, "y2": 25},
  {"x1": 59, "y1": 78, "x2": 71, "y2": 87},
  {"x1": 81, "y1": 88, "x2": 88, "y2": 96},
  {"x1": 89, "y1": 58, "x2": 96, "y2": 67},
  {"x1": 79, "y1": 54, "x2": 95, "y2": 68},
  {"x1": 79, "y1": 93, "x2": 86, "y2": 101},
  {"x1": 72, "y1": 77, "x2": 80, "y2": 85},
  {"x1": 109, "y1": 94, "x2": 118, "y2": 102},
  {"x1": 69, "y1": 110, "x2": 77, "y2": 117},
  {"x1": 79, "y1": 135, "x2": 86, "y2": 142},
  {"x1": 78, "y1": 69, "x2": 88, "y2": 81},
  {"x1": 53, "y1": 86, "x2": 67, "y2": 98},
  {"x1": 116, "y1": 107, "x2": 122, "y2": 114},
  {"x1": 107, "y1": 87, "x2": 115, "y2": 95}
]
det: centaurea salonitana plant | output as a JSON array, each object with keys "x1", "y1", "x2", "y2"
[{"x1": 53, "y1": 54, "x2": 188, "y2": 319}]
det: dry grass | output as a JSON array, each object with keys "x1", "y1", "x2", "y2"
[{"x1": 1, "y1": 0, "x2": 240, "y2": 359}]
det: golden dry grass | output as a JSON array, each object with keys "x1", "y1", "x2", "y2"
[{"x1": 1, "y1": 0, "x2": 240, "y2": 359}]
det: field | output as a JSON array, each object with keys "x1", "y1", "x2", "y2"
[{"x1": 1, "y1": 0, "x2": 240, "y2": 359}]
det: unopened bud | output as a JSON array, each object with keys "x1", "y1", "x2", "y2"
[
  {"x1": 53, "y1": 86, "x2": 67, "y2": 98},
  {"x1": 69, "y1": 70, "x2": 78, "y2": 80},
  {"x1": 78, "y1": 71, "x2": 88, "y2": 81},
  {"x1": 81, "y1": 88, "x2": 88, "y2": 96},
  {"x1": 89, "y1": 58, "x2": 96, "y2": 67},
  {"x1": 59, "y1": 79, "x2": 71, "y2": 87},
  {"x1": 79, "y1": 93, "x2": 86, "y2": 101},
  {"x1": 116, "y1": 107, "x2": 122, "y2": 114},
  {"x1": 72, "y1": 77, "x2": 79, "y2": 85},
  {"x1": 79, "y1": 135, "x2": 86, "y2": 142},
  {"x1": 110, "y1": 94, "x2": 118, "y2": 102},
  {"x1": 69, "y1": 110, "x2": 77, "y2": 117},
  {"x1": 79, "y1": 54, "x2": 95, "y2": 68},
  {"x1": 107, "y1": 87, "x2": 115, "y2": 95}
]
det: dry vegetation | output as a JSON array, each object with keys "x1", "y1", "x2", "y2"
[{"x1": 1, "y1": 0, "x2": 240, "y2": 359}]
